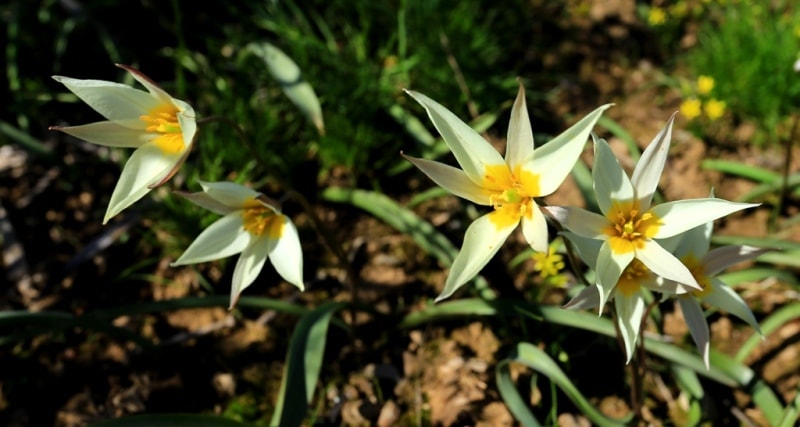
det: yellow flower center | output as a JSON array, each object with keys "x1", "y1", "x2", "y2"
[
  {"x1": 617, "y1": 258, "x2": 650, "y2": 296},
  {"x1": 604, "y1": 201, "x2": 662, "y2": 254},
  {"x1": 682, "y1": 254, "x2": 712, "y2": 298},
  {"x1": 482, "y1": 164, "x2": 540, "y2": 229},
  {"x1": 140, "y1": 103, "x2": 185, "y2": 154},
  {"x1": 241, "y1": 199, "x2": 284, "y2": 238}
]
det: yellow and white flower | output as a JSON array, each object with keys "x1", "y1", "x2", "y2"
[
  {"x1": 172, "y1": 181, "x2": 304, "y2": 308},
  {"x1": 403, "y1": 83, "x2": 610, "y2": 301},
  {"x1": 50, "y1": 64, "x2": 197, "y2": 223}
]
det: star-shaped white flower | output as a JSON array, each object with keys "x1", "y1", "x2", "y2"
[
  {"x1": 172, "y1": 181, "x2": 304, "y2": 308},
  {"x1": 403, "y1": 83, "x2": 610, "y2": 301},
  {"x1": 50, "y1": 64, "x2": 197, "y2": 223},
  {"x1": 546, "y1": 115, "x2": 758, "y2": 311},
  {"x1": 660, "y1": 218, "x2": 766, "y2": 368}
]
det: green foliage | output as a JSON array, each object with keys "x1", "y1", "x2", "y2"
[{"x1": 685, "y1": 0, "x2": 800, "y2": 144}]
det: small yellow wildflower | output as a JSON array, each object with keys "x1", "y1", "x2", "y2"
[
  {"x1": 697, "y1": 75, "x2": 715, "y2": 95},
  {"x1": 648, "y1": 7, "x2": 667, "y2": 26},
  {"x1": 532, "y1": 251, "x2": 565, "y2": 278},
  {"x1": 704, "y1": 99, "x2": 726, "y2": 120},
  {"x1": 680, "y1": 98, "x2": 702, "y2": 120},
  {"x1": 669, "y1": 2, "x2": 688, "y2": 19}
]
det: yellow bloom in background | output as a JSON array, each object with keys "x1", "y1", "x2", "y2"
[
  {"x1": 697, "y1": 75, "x2": 715, "y2": 95},
  {"x1": 533, "y1": 251, "x2": 565, "y2": 279},
  {"x1": 648, "y1": 7, "x2": 667, "y2": 26},
  {"x1": 680, "y1": 98, "x2": 702, "y2": 120},
  {"x1": 705, "y1": 99, "x2": 726, "y2": 120},
  {"x1": 669, "y1": 2, "x2": 688, "y2": 19}
]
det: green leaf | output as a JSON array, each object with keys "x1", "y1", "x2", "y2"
[
  {"x1": 270, "y1": 301, "x2": 348, "y2": 427},
  {"x1": 88, "y1": 414, "x2": 249, "y2": 427},
  {"x1": 735, "y1": 303, "x2": 800, "y2": 363},
  {"x1": 497, "y1": 342, "x2": 630, "y2": 427},
  {"x1": 246, "y1": 42, "x2": 325, "y2": 134}
]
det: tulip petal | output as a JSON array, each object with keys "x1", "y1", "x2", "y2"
[
  {"x1": 171, "y1": 212, "x2": 252, "y2": 265},
  {"x1": 521, "y1": 204, "x2": 549, "y2": 253},
  {"x1": 53, "y1": 75, "x2": 161, "y2": 121},
  {"x1": 543, "y1": 206, "x2": 608, "y2": 239},
  {"x1": 597, "y1": 240, "x2": 634, "y2": 311},
  {"x1": 563, "y1": 285, "x2": 600, "y2": 311},
  {"x1": 704, "y1": 278, "x2": 761, "y2": 333},
  {"x1": 199, "y1": 181, "x2": 264, "y2": 209},
  {"x1": 175, "y1": 191, "x2": 237, "y2": 215},
  {"x1": 436, "y1": 213, "x2": 517, "y2": 301},
  {"x1": 666, "y1": 221, "x2": 713, "y2": 259},
  {"x1": 652, "y1": 199, "x2": 759, "y2": 238},
  {"x1": 117, "y1": 64, "x2": 175, "y2": 106},
  {"x1": 402, "y1": 154, "x2": 492, "y2": 205},
  {"x1": 703, "y1": 245, "x2": 768, "y2": 277},
  {"x1": 268, "y1": 215, "x2": 305, "y2": 290},
  {"x1": 636, "y1": 240, "x2": 701, "y2": 290},
  {"x1": 631, "y1": 113, "x2": 676, "y2": 211},
  {"x1": 405, "y1": 90, "x2": 505, "y2": 184},
  {"x1": 615, "y1": 292, "x2": 645, "y2": 363},
  {"x1": 103, "y1": 143, "x2": 182, "y2": 223},
  {"x1": 560, "y1": 231, "x2": 602, "y2": 271},
  {"x1": 530, "y1": 104, "x2": 611, "y2": 195},
  {"x1": 504, "y1": 83, "x2": 534, "y2": 170},
  {"x1": 230, "y1": 237, "x2": 273, "y2": 308},
  {"x1": 51, "y1": 121, "x2": 147, "y2": 147},
  {"x1": 592, "y1": 136, "x2": 635, "y2": 216},
  {"x1": 678, "y1": 296, "x2": 710, "y2": 369}
]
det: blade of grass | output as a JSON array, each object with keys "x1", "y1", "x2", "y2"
[
  {"x1": 734, "y1": 302, "x2": 800, "y2": 363},
  {"x1": 497, "y1": 342, "x2": 631, "y2": 427},
  {"x1": 270, "y1": 301, "x2": 348, "y2": 427}
]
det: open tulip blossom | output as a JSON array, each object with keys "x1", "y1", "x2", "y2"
[
  {"x1": 171, "y1": 181, "x2": 304, "y2": 308},
  {"x1": 50, "y1": 64, "x2": 197, "y2": 224},
  {"x1": 660, "y1": 219, "x2": 767, "y2": 368},
  {"x1": 403, "y1": 83, "x2": 610, "y2": 301},
  {"x1": 545, "y1": 115, "x2": 758, "y2": 312}
]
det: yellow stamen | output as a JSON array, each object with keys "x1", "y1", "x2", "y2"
[
  {"x1": 617, "y1": 259, "x2": 650, "y2": 296},
  {"x1": 241, "y1": 200, "x2": 284, "y2": 238},
  {"x1": 140, "y1": 103, "x2": 184, "y2": 154},
  {"x1": 604, "y1": 201, "x2": 662, "y2": 254},
  {"x1": 483, "y1": 164, "x2": 541, "y2": 229}
]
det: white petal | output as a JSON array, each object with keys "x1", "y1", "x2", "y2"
[
  {"x1": 592, "y1": 136, "x2": 635, "y2": 216},
  {"x1": 704, "y1": 278, "x2": 761, "y2": 333},
  {"x1": 666, "y1": 221, "x2": 713, "y2": 259},
  {"x1": 405, "y1": 90, "x2": 505, "y2": 183},
  {"x1": 103, "y1": 143, "x2": 182, "y2": 223},
  {"x1": 678, "y1": 297, "x2": 710, "y2": 369},
  {"x1": 560, "y1": 231, "x2": 602, "y2": 270},
  {"x1": 199, "y1": 181, "x2": 265, "y2": 209},
  {"x1": 171, "y1": 213, "x2": 252, "y2": 265},
  {"x1": 529, "y1": 104, "x2": 611, "y2": 195},
  {"x1": 52, "y1": 121, "x2": 147, "y2": 147},
  {"x1": 230, "y1": 237, "x2": 273, "y2": 308},
  {"x1": 53, "y1": 75, "x2": 160, "y2": 121},
  {"x1": 175, "y1": 191, "x2": 237, "y2": 215},
  {"x1": 636, "y1": 240, "x2": 701, "y2": 290},
  {"x1": 175, "y1": 99, "x2": 198, "y2": 150},
  {"x1": 543, "y1": 206, "x2": 608, "y2": 239},
  {"x1": 402, "y1": 154, "x2": 492, "y2": 205},
  {"x1": 652, "y1": 199, "x2": 759, "y2": 238},
  {"x1": 504, "y1": 83, "x2": 534, "y2": 169},
  {"x1": 117, "y1": 64, "x2": 175, "y2": 106},
  {"x1": 703, "y1": 245, "x2": 769, "y2": 277},
  {"x1": 268, "y1": 215, "x2": 305, "y2": 290},
  {"x1": 616, "y1": 292, "x2": 645, "y2": 363},
  {"x1": 563, "y1": 286, "x2": 600, "y2": 311},
  {"x1": 436, "y1": 213, "x2": 517, "y2": 302},
  {"x1": 631, "y1": 113, "x2": 676, "y2": 211},
  {"x1": 521, "y1": 204, "x2": 549, "y2": 253},
  {"x1": 596, "y1": 240, "x2": 634, "y2": 311}
]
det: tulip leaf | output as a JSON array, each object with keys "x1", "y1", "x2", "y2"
[
  {"x1": 270, "y1": 301, "x2": 348, "y2": 427},
  {"x1": 735, "y1": 302, "x2": 800, "y2": 363},
  {"x1": 246, "y1": 42, "x2": 325, "y2": 134},
  {"x1": 88, "y1": 414, "x2": 249, "y2": 427},
  {"x1": 497, "y1": 342, "x2": 630, "y2": 427}
]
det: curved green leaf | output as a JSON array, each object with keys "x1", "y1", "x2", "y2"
[
  {"x1": 88, "y1": 414, "x2": 249, "y2": 427},
  {"x1": 735, "y1": 302, "x2": 800, "y2": 363},
  {"x1": 270, "y1": 301, "x2": 348, "y2": 427},
  {"x1": 497, "y1": 342, "x2": 630, "y2": 427}
]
